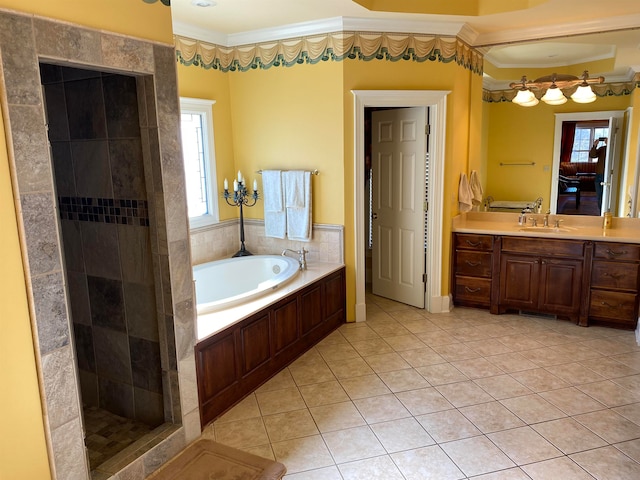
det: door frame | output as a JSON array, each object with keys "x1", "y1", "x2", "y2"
[{"x1": 352, "y1": 90, "x2": 450, "y2": 322}]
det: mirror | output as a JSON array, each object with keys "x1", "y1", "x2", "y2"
[{"x1": 482, "y1": 30, "x2": 640, "y2": 218}]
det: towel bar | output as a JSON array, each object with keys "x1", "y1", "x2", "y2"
[{"x1": 257, "y1": 169, "x2": 319, "y2": 175}]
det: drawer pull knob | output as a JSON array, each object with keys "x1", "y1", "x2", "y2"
[
  {"x1": 465, "y1": 240, "x2": 481, "y2": 247},
  {"x1": 464, "y1": 286, "x2": 482, "y2": 293},
  {"x1": 600, "y1": 301, "x2": 622, "y2": 308},
  {"x1": 603, "y1": 272, "x2": 623, "y2": 280},
  {"x1": 465, "y1": 260, "x2": 481, "y2": 267},
  {"x1": 606, "y1": 249, "x2": 628, "y2": 257}
]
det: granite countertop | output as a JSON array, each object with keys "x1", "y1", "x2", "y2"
[
  {"x1": 196, "y1": 262, "x2": 344, "y2": 341},
  {"x1": 453, "y1": 212, "x2": 640, "y2": 244}
]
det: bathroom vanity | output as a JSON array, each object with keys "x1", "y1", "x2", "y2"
[{"x1": 452, "y1": 212, "x2": 640, "y2": 329}]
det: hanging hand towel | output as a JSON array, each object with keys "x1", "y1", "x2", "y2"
[
  {"x1": 284, "y1": 170, "x2": 312, "y2": 241},
  {"x1": 470, "y1": 170, "x2": 484, "y2": 207},
  {"x1": 284, "y1": 170, "x2": 305, "y2": 208},
  {"x1": 458, "y1": 173, "x2": 473, "y2": 213},
  {"x1": 262, "y1": 170, "x2": 286, "y2": 239}
]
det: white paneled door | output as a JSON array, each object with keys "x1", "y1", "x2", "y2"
[{"x1": 371, "y1": 107, "x2": 427, "y2": 308}]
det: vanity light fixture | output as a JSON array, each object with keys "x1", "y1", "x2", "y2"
[{"x1": 509, "y1": 71, "x2": 604, "y2": 107}]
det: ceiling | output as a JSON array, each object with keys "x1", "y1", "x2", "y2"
[{"x1": 171, "y1": 0, "x2": 640, "y2": 89}]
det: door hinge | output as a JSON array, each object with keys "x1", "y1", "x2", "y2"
[
  {"x1": 422, "y1": 273, "x2": 427, "y2": 283},
  {"x1": 425, "y1": 124, "x2": 430, "y2": 135}
]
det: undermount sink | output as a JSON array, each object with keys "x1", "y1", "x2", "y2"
[{"x1": 519, "y1": 226, "x2": 573, "y2": 234}]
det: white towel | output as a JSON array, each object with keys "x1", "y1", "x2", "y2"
[
  {"x1": 262, "y1": 170, "x2": 286, "y2": 238},
  {"x1": 458, "y1": 173, "x2": 473, "y2": 213},
  {"x1": 285, "y1": 170, "x2": 312, "y2": 241},
  {"x1": 284, "y1": 170, "x2": 305, "y2": 208},
  {"x1": 470, "y1": 170, "x2": 483, "y2": 207}
]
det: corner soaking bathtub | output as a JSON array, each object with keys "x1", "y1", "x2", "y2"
[{"x1": 193, "y1": 255, "x2": 300, "y2": 315}]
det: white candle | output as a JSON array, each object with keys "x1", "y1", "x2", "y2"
[
  {"x1": 223, "y1": 178, "x2": 228, "y2": 190},
  {"x1": 237, "y1": 170, "x2": 242, "y2": 182},
  {"x1": 253, "y1": 179, "x2": 258, "y2": 191},
  {"x1": 233, "y1": 179, "x2": 238, "y2": 192}
]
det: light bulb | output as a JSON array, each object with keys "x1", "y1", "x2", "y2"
[
  {"x1": 571, "y1": 84, "x2": 596, "y2": 103},
  {"x1": 541, "y1": 86, "x2": 567, "y2": 105},
  {"x1": 512, "y1": 89, "x2": 537, "y2": 106}
]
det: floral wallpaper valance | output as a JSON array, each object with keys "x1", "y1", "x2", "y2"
[{"x1": 175, "y1": 32, "x2": 483, "y2": 74}]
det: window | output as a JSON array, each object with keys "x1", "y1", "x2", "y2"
[
  {"x1": 180, "y1": 98, "x2": 219, "y2": 228},
  {"x1": 571, "y1": 121, "x2": 608, "y2": 163}
]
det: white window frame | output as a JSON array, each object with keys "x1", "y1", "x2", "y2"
[{"x1": 180, "y1": 97, "x2": 219, "y2": 229}]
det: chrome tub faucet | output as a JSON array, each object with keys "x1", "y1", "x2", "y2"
[{"x1": 282, "y1": 248, "x2": 308, "y2": 270}]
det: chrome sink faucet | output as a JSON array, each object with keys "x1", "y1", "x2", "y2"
[{"x1": 282, "y1": 248, "x2": 308, "y2": 270}]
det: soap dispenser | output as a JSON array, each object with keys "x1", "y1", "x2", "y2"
[{"x1": 518, "y1": 210, "x2": 527, "y2": 226}]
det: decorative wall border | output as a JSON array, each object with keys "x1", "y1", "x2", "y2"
[{"x1": 175, "y1": 32, "x2": 483, "y2": 74}]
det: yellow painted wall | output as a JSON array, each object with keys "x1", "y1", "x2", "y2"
[
  {"x1": 226, "y1": 61, "x2": 345, "y2": 224},
  {"x1": 625, "y1": 89, "x2": 640, "y2": 216},
  {"x1": 0, "y1": 0, "x2": 173, "y2": 44},
  {"x1": 181, "y1": 56, "x2": 479, "y2": 319},
  {"x1": 485, "y1": 94, "x2": 633, "y2": 212},
  {"x1": 0, "y1": 111, "x2": 52, "y2": 479},
  {"x1": 0, "y1": 2, "x2": 173, "y2": 478}
]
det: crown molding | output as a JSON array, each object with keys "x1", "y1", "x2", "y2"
[
  {"x1": 173, "y1": 16, "x2": 465, "y2": 47},
  {"x1": 485, "y1": 46, "x2": 617, "y2": 70},
  {"x1": 172, "y1": 19, "x2": 228, "y2": 45},
  {"x1": 473, "y1": 13, "x2": 640, "y2": 47}
]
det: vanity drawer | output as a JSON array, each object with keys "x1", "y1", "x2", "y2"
[
  {"x1": 594, "y1": 243, "x2": 640, "y2": 261},
  {"x1": 455, "y1": 251, "x2": 492, "y2": 277},
  {"x1": 589, "y1": 290, "x2": 638, "y2": 323},
  {"x1": 454, "y1": 276, "x2": 491, "y2": 306},
  {"x1": 455, "y1": 233, "x2": 493, "y2": 251},
  {"x1": 591, "y1": 261, "x2": 640, "y2": 291},
  {"x1": 502, "y1": 237, "x2": 584, "y2": 257}
]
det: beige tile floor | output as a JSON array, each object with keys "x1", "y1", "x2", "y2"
[{"x1": 201, "y1": 292, "x2": 640, "y2": 479}]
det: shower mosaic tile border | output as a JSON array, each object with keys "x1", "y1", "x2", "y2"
[{"x1": 58, "y1": 196, "x2": 150, "y2": 225}]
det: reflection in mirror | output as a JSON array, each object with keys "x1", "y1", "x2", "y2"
[{"x1": 550, "y1": 111, "x2": 628, "y2": 217}]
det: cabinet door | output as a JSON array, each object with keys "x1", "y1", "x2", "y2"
[
  {"x1": 301, "y1": 284, "x2": 323, "y2": 336},
  {"x1": 272, "y1": 297, "x2": 299, "y2": 356},
  {"x1": 539, "y1": 258, "x2": 583, "y2": 315},
  {"x1": 499, "y1": 253, "x2": 539, "y2": 309},
  {"x1": 239, "y1": 313, "x2": 271, "y2": 377}
]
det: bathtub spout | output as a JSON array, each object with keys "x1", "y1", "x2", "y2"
[{"x1": 282, "y1": 248, "x2": 307, "y2": 270}]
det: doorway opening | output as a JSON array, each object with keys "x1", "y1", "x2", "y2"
[
  {"x1": 352, "y1": 90, "x2": 450, "y2": 323},
  {"x1": 41, "y1": 62, "x2": 166, "y2": 474}
]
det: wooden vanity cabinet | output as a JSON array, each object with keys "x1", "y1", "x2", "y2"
[
  {"x1": 589, "y1": 242, "x2": 640, "y2": 329},
  {"x1": 195, "y1": 268, "x2": 346, "y2": 426},
  {"x1": 452, "y1": 233, "x2": 498, "y2": 310},
  {"x1": 498, "y1": 237, "x2": 585, "y2": 322}
]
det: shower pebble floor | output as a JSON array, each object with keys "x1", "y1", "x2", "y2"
[
  {"x1": 83, "y1": 406, "x2": 153, "y2": 471},
  {"x1": 199, "y1": 292, "x2": 640, "y2": 479}
]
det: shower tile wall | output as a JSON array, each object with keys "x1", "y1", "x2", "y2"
[{"x1": 41, "y1": 64, "x2": 163, "y2": 428}]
